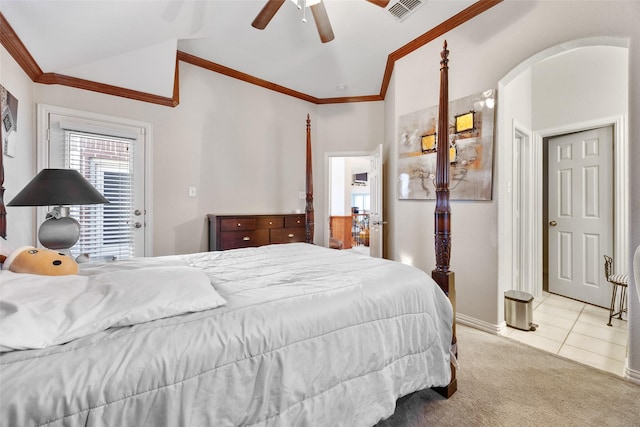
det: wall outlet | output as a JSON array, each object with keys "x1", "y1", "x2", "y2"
[{"x1": 189, "y1": 186, "x2": 197, "y2": 197}]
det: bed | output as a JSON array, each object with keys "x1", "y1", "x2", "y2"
[{"x1": 0, "y1": 43, "x2": 457, "y2": 426}]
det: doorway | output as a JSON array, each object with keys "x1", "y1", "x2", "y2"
[
  {"x1": 37, "y1": 104, "x2": 152, "y2": 260},
  {"x1": 326, "y1": 153, "x2": 371, "y2": 256},
  {"x1": 497, "y1": 40, "x2": 629, "y2": 329}
]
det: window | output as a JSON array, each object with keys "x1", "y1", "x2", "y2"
[
  {"x1": 66, "y1": 131, "x2": 134, "y2": 261},
  {"x1": 351, "y1": 194, "x2": 370, "y2": 212}
]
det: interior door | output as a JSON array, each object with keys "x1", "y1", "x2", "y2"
[
  {"x1": 368, "y1": 144, "x2": 384, "y2": 258},
  {"x1": 548, "y1": 127, "x2": 613, "y2": 307}
]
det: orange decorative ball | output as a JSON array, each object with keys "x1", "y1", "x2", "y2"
[{"x1": 2, "y1": 246, "x2": 79, "y2": 276}]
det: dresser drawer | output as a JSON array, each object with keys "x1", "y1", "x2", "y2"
[
  {"x1": 270, "y1": 227, "x2": 306, "y2": 244},
  {"x1": 219, "y1": 229, "x2": 270, "y2": 250},
  {"x1": 285, "y1": 215, "x2": 305, "y2": 228},
  {"x1": 208, "y1": 214, "x2": 309, "y2": 251},
  {"x1": 256, "y1": 216, "x2": 284, "y2": 229},
  {"x1": 220, "y1": 218, "x2": 256, "y2": 231}
]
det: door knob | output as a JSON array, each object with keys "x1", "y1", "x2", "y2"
[{"x1": 549, "y1": 220, "x2": 557, "y2": 227}]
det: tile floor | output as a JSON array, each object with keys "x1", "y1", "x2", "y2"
[{"x1": 502, "y1": 292, "x2": 628, "y2": 376}]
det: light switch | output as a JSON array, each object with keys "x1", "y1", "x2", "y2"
[{"x1": 189, "y1": 186, "x2": 197, "y2": 197}]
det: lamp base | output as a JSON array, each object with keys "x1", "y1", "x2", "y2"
[{"x1": 38, "y1": 213, "x2": 80, "y2": 251}]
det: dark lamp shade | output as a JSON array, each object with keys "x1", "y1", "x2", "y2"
[{"x1": 7, "y1": 169, "x2": 109, "y2": 207}]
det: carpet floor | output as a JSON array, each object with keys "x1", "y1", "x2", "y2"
[{"x1": 376, "y1": 324, "x2": 640, "y2": 427}]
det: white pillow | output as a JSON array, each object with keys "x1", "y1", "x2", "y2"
[{"x1": 0, "y1": 266, "x2": 226, "y2": 352}]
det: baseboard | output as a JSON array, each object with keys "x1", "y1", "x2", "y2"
[
  {"x1": 456, "y1": 313, "x2": 506, "y2": 335},
  {"x1": 624, "y1": 363, "x2": 640, "y2": 385}
]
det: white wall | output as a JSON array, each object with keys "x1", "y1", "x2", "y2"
[
  {"x1": 385, "y1": 0, "x2": 640, "y2": 381},
  {"x1": 33, "y1": 62, "x2": 319, "y2": 255},
  {"x1": 317, "y1": 102, "x2": 384, "y2": 243},
  {"x1": 1, "y1": 45, "x2": 36, "y2": 248},
  {"x1": 532, "y1": 45, "x2": 628, "y2": 130},
  {"x1": 6, "y1": 59, "x2": 384, "y2": 257}
]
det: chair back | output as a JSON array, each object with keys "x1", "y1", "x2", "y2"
[{"x1": 604, "y1": 255, "x2": 613, "y2": 280}]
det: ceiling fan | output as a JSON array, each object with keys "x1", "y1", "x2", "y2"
[{"x1": 251, "y1": 0, "x2": 390, "y2": 43}]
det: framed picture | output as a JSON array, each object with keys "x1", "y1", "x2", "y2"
[
  {"x1": 397, "y1": 89, "x2": 495, "y2": 200},
  {"x1": 1, "y1": 84, "x2": 18, "y2": 158}
]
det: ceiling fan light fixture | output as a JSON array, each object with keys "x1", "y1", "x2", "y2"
[{"x1": 253, "y1": 0, "x2": 333, "y2": 43}]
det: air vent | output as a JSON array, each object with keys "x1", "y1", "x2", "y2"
[{"x1": 387, "y1": 0, "x2": 423, "y2": 22}]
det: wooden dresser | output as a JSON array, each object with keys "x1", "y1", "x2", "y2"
[{"x1": 208, "y1": 214, "x2": 306, "y2": 251}]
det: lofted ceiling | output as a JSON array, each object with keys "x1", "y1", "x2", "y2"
[{"x1": 0, "y1": 0, "x2": 497, "y2": 105}]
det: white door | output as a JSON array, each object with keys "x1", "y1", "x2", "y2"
[
  {"x1": 368, "y1": 144, "x2": 384, "y2": 258},
  {"x1": 548, "y1": 127, "x2": 613, "y2": 307},
  {"x1": 40, "y1": 107, "x2": 149, "y2": 260}
]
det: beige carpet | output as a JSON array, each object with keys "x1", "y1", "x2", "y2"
[{"x1": 377, "y1": 324, "x2": 640, "y2": 427}]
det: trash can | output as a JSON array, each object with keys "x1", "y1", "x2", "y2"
[{"x1": 504, "y1": 290, "x2": 537, "y2": 331}]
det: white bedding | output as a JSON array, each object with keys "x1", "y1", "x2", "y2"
[
  {"x1": 0, "y1": 266, "x2": 227, "y2": 351},
  {"x1": 0, "y1": 243, "x2": 453, "y2": 427}
]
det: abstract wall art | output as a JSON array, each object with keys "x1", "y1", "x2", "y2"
[{"x1": 397, "y1": 89, "x2": 495, "y2": 200}]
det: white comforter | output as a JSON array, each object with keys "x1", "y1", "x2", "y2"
[
  {"x1": 0, "y1": 243, "x2": 453, "y2": 427},
  {"x1": 0, "y1": 266, "x2": 227, "y2": 351}
]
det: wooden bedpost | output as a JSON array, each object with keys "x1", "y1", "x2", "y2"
[
  {"x1": 431, "y1": 41, "x2": 457, "y2": 399},
  {"x1": 305, "y1": 114, "x2": 314, "y2": 244},
  {"x1": 0, "y1": 120, "x2": 6, "y2": 242}
]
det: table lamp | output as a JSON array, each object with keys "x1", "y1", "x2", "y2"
[{"x1": 7, "y1": 169, "x2": 109, "y2": 251}]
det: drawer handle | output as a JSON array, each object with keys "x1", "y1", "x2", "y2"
[
  {"x1": 297, "y1": 220, "x2": 301, "y2": 224},
  {"x1": 237, "y1": 223, "x2": 242, "y2": 227},
  {"x1": 288, "y1": 234, "x2": 295, "y2": 238},
  {"x1": 243, "y1": 236, "x2": 251, "y2": 241},
  {"x1": 269, "y1": 221, "x2": 273, "y2": 225}
]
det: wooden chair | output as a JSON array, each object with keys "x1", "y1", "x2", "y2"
[{"x1": 603, "y1": 255, "x2": 628, "y2": 326}]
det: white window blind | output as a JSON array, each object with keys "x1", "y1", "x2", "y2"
[{"x1": 65, "y1": 131, "x2": 135, "y2": 261}]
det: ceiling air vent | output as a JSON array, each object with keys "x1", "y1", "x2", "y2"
[{"x1": 387, "y1": 0, "x2": 424, "y2": 22}]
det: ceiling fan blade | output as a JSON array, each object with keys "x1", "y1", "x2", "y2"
[
  {"x1": 251, "y1": 0, "x2": 286, "y2": 30},
  {"x1": 310, "y1": 1, "x2": 334, "y2": 43},
  {"x1": 366, "y1": 0, "x2": 390, "y2": 7}
]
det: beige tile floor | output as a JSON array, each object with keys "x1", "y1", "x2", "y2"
[{"x1": 502, "y1": 292, "x2": 628, "y2": 376}]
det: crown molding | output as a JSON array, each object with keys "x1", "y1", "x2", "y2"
[
  {"x1": 0, "y1": 0, "x2": 501, "y2": 107},
  {"x1": 176, "y1": 50, "x2": 318, "y2": 104},
  {"x1": 0, "y1": 12, "x2": 42, "y2": 80},
  {"x1": 0, "y1": 12, "x2": 179, "y2": 107},
  {"x1": 34, "y1": 71, "x2": 179, "y2": 107},
  {"x1": 379, "y1": 0, "x2": 503, "y2": 98}
]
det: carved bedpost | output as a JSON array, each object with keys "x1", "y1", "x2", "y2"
[
  {"x1": 305, "y1": 114, "x2": 314, "y2": 244},
  {"x1": 433, "y1": 41, "x2": 451, "y2": 279},
  {"x1": 0, "y1": 121, "x2": 6, "y2": 241},
  {"x1": 431, "y1": 40, "x2": 457, "y2": 399}
]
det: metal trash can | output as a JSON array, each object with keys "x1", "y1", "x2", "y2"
[{"x1": 504, "y1": 290, "x2": 537, "y2": 331}]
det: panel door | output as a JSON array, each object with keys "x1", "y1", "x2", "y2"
[{"x1": 548, "y1": 127, "x2": 613, "y2": 307}]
